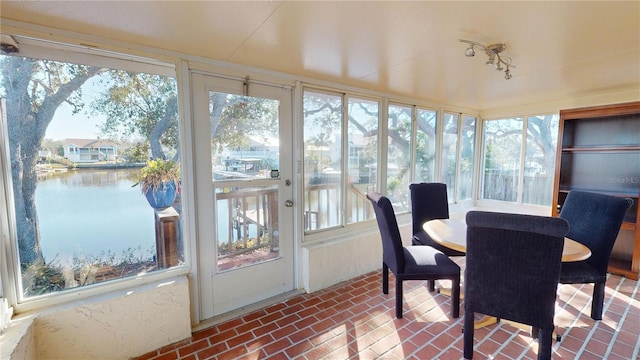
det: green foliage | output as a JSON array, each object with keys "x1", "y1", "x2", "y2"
[
  {"x1": 72, "y1": 246, "x2": 154, "y2": 286},
  {"x1": 122, "y1": 142, "x2": 150, "y2": 163},
  {"x1": 20, "y1": 246, "x2": 157, "y2": 296},
  {"x1": 22, "y1": 257, "x2": 65, "y2": 296},
  {"x1": 91, "y1": 71, "x2": 179, "y2": 158},
  {"x1": 210, "y1": 93, "x2": 279, "y2": 153},
  {"x1": 134, "y1": 158, "x2": 181, "y2": 193},
  {"x1": 387, "y1": 178, "x2": 400, "y2": 192}
]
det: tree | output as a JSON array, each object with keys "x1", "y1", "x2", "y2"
[
  {"x1": 208, "y1": 93, "x2": 279, "y2": 154},
  {"x1": 1, "y1": 55, "x2": 102, "y2": 265},
  {"x1": 527, "y1": 114, "x2": 557, "y2": 173},
  {"x1": 91, "y1": 71, "x2": 179, "y2": 161}
]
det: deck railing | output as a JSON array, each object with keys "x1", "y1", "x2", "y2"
[{"x1": 156, "y1": 175, "x2": 553, "y2": 267}]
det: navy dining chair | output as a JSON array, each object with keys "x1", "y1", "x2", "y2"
[
  {"x1": 463, "y1": 211, "x2": 569, "y2": 360},
  {"x1": 410, "y1": 183, "x2": 465, "y2": 257},
  {"x1": 367, "y1": 191, "x2": 460, "y2": 319},
  {"x1": 558, "y1": 190, "x2": 633, "y2": 320}
]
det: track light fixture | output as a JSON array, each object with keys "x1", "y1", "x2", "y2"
[{"x1": 460, "y1": 39, "x2": 514, "y2": 80}]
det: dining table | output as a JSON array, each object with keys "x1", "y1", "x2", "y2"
[
  {"x1": 423, "y1": 217, "x2": 592, "y2": 332},
  {"x1": 424, "y1": 218, "x2": 592, "y2": 262}
]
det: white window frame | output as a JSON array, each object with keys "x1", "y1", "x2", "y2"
[
  {"x1": 476, "y1": 113, "x2": 559, "y2": 211},
  {"x1": 0, "y1": 36, "x2": 191, "y2": 313}
]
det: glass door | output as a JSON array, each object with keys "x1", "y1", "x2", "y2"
[{"x1": 192, "y1": 73, "x2": 294, "y2": 319}]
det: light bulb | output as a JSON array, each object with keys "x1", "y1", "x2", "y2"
[{"x1": 465, "y1": 46, "x2": 475, "y2": 57}]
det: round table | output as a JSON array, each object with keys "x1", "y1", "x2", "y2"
[
  {"x1": 424, "y1": 218, "x2": 591, "y2": 333},
  {"x1": 424, "y1": 218, "x2": 591, "y2": 262}
]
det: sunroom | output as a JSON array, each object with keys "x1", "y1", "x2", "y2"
[{"x1": 0, "y1": 1, "x2": 639, "y2": 359}]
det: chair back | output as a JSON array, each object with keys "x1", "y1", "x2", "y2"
[
  {"x1": 465, "y1": 211, "x2": 569, "y2": 328},
  {"x1": 367, "y1": 191, "x2": 404, "y2": 274},
  {"x1": 409, "y1": 183, "x2": 449, "y2": 235},
  {"x1": 559, "y1": 190, "x2": 633, "y2": 274}
]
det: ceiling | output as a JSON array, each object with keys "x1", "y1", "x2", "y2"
[{"x1": 1, "y1": 1, "x2": 639, "y2": 111}]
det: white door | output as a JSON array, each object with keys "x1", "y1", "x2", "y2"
[{"x1": 192, "y1": 73, "x2": 295, "y2": 319}]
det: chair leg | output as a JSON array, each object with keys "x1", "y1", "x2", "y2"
[
  {"x1": 427, "y1": 279, "x2": 435, "y2": 292},
  {"x1": 382, "y1": 263, "x2": 389, "y2": 295},
  {"x1": 451, "y1": 276, "x2": 460, "y2": 319},
  {"x1": 395, "y1": 278, "x2": 403, "y2": 319},
  {"x1": 531, "y1": 326, "x2": 539, "y2": 339},
  {"x1": 537, "y1": 327, "x2": 553, "y2": 360},
  {"x1": 463, "y1": 310, "x2": 475, "y2": 359},
  {"x1": 591, "y1": 281, "x2": 605, "y2": 320}
]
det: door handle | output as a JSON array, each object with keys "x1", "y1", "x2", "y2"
[{"x1": 285, "y1": 200, "x2": 294, "y2": 207}]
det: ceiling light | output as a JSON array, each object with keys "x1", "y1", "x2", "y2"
[
  {"x1": 459, "y1": 39, "x2": 515, "y2": 80},
  {"x1": 505, "y1": 68, "x2": 512, "y2": 80},
  {"x1": 465, "y1": 46, "x2": 475, "y2": 57}
]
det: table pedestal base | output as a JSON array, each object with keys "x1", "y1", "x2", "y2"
[{"x1": 473, "y1": 316, "x2": 561, "y2": 341}]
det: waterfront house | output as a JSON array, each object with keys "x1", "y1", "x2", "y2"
[{"x1": 62, "y1": 138, "x2": 118, "y2": 163}]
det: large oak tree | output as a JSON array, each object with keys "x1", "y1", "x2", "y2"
[{"x1": 2, "y1": 55, "x2": 102, "y2": 265}]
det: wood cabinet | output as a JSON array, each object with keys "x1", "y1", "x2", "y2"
[{"x1": 552, "y1": 101, "x2": 640, "y2": 280}]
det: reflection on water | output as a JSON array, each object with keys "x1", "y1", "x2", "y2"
[{"x1": 36, "y1": 168, "x2": 155, "y2": 266}]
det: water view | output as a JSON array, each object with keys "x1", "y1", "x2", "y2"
[{"x1": 35, "y1": 168, "x2": 156, "y2": 267}]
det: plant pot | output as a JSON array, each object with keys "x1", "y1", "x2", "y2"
[{"x1": 144, "y1": 180, "x2": 177, "y2": 209}]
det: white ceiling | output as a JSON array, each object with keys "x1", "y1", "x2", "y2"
[{"x1": 1, "y1": 1, "x2": 639, "y2": 111}]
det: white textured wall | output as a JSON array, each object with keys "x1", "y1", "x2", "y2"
[
  {"x1": 33, "y1": 276, "x2": 191, "y2": 360},
  {"x1": 1, "y1": 314, "x2": 38, "y2": 360},
  {"x1": 302, "y1": 221, "x2": 413, "y2": 293}
]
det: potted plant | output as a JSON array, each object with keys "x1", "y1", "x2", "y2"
[{"x1": 134, "y1": 158, "x2": 181, "y2": 209}]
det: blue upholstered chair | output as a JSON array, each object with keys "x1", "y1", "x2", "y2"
[
  {"x1": 410, "y1": 183, "x2": 466, "y2": 258},
  {"x1": 558, "y1": 190, "x2": 633, "y2": 320},
  {"x1": 367, "y1": 191, "x2": 460, "y2": 319},
  {"x1": 463, "y1": 211, "x2": 569, "y2": 360}
]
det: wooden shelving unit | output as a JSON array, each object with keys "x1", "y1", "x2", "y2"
[{"x1": 552, "y1": 101, "x2": 640, "y2": 280}]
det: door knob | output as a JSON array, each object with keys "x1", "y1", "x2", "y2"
[{"x1": 285, "y1": 200, "x2": 294, "y2": 207}]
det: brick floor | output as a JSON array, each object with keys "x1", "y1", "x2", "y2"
[{"x1": 133, "y1": 264, "x2": 640, "y2": 360}]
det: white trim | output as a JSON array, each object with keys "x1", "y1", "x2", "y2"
[
  {"x1": 177, "y1": 59, "x2": 200, "y2": 326},
  {"x1": 11, "y1": 35, "x2": 175, "y2": 77},
  {"x1": 0, "y1": 99, "x2": 17, "y2": 331},
  {"x1": 189, "y1": 69, "x2": 293, "y2": 90}
]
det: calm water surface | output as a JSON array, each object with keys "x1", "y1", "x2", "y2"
[{"x1": 36, "y1": 168, "x2": 155, "y2": 266}]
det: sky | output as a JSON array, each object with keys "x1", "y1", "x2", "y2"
[
  {"x1": 45, "y1": 104, "x2": 104, "y2": 140},
  {"x1": 45, "y1": 77, "x2": 106, "y2": 141}
]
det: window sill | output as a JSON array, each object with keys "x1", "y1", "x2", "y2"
[
  {"x1": 13, "y1": 264, "x2": 190, "y2": 314},
  {"x1": 2, "y1": 272, "x2": 191, "y2": 360},
  {"x1": 0, "y1": 312, "x2": 37, "y2": 360}
]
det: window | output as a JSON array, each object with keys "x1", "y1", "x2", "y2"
[
  {"x1": 346, "y1": 97, "x2": 379, "y2": 224},
  {"x1": 303, "y1": 90, "x2": 382, "y2": 231},
  {"x1": 481, "y1": 118, "x2": 523, "y2": 202},
  {"x1": 386, "y1": 104, "x2": 413, "y2": 212},
  {"x1": 303, "y1": 90, "x2": 343, "y2": 231},
  {"x1": 524, "y1": 114, "x2": 559, "y2": 205},
  {"x1": 480, "y1": 115, "x2": 558, "y2": 205},
  {"x1": 440, "y1": 113, "x2": 477, "y2": 203},
  {"x1": 415, "y1": 108, "x2": 437, "y2": 183},
  {"x1": 302, "y1": 88, "x2": 476, "y2": 233},
  {"x1": 0, "y1": 44, "x2": 183, "y2": 302},
  {"x1": 459, "y1": 115, "x2": 476, "y2": 201},
  {"x1": 441, "y1": 113, "x2": 460, "y2": 201}
]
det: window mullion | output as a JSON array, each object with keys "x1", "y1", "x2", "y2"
[
  {"x1": 341, "y1": 94, "x2": 348, "y2": 227},
  {"x1": 410, "y1": 105, "x2": 418, "y2": 184},
  {"x1": 454, "y1": 113, "x2": 464, "y2": 203},
  {"x1": 379, "y1": 98, "x2": 389, "y2": 194},
  {"x1": 517, "y1": 116, "x2": 528, "y2": 204}
]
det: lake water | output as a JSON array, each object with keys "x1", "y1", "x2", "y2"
[{"x1": 35, "y1": 168, "x2": 156, "y2": 266}]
